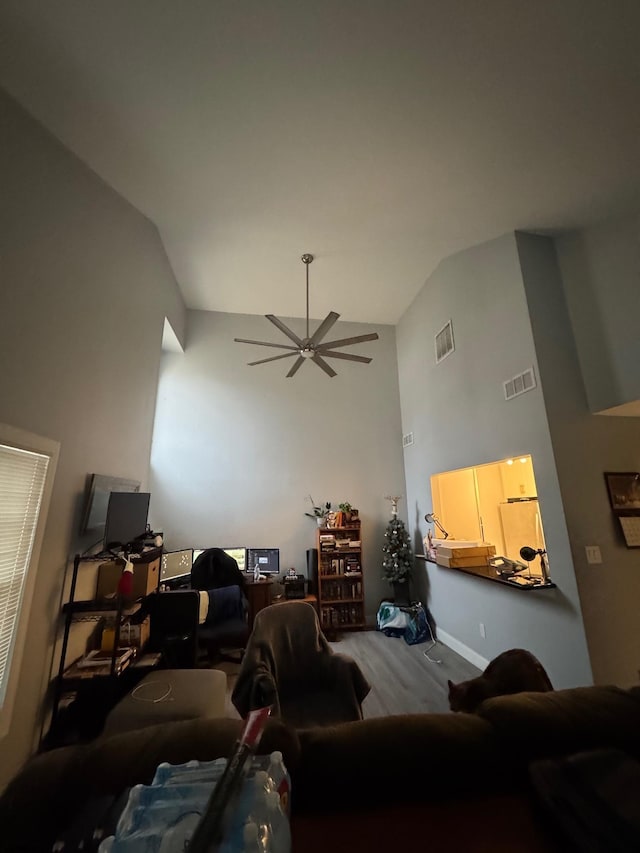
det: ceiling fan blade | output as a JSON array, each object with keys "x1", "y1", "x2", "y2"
[
  {"x1": 317, "y1": 332, "x2": 379, "y2": 349},
  {"x1": 311, "y1": 354, "x2": 337, "y2": 378},
  {"x1": 265, "y1": 315, "x2": 304, "y2": 347},
  {"x1": 286, "y1": 356, "x2": 305, "y2": 378},
  {"x1": 317, "y1": 350, "x2": 372, "y2": 363},
  {"x1": 310, "y1": 311, "x2": 340, "y2": 346},
  {"x1": 234, "y1": 338, "x2": 299, "y2": 351},
  {"x1": 248, "y1": 352, "x2": 298, "y2": 366}
]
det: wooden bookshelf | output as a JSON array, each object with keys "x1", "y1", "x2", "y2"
[{"x1": 316, "y1": 524, "x2": 365, "y2": 633}]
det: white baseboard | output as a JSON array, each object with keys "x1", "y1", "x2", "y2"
[{"x1": 436, "y1": 628, "x2": 489, "y2": 671}]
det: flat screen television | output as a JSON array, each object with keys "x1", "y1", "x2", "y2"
[
  {"x1": 246, "y1": 548, "x2": 279, "y2": 575},
  {"x1": 104, "y1": 492, "x2": 150, "y2": 549},
  {"x1": 80, "y1": 474, "x2": 141, "y2": 534}
]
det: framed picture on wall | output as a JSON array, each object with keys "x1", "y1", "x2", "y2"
[
  {"x1": 604, "y1": 471, "x2": 640, "y2": 511},
  {"x1": 604, "y1": 471, "x2": 640, "y2": 548}
]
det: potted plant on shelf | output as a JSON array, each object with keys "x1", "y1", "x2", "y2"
[
  {"x1": 338, "y1": 502, "x2": 353, "y2": 523},
  {"x1": 305, "y1": 496, "x2": 332, "y2": 527},
  {"x1": 382, "y1": 514, "x2": 413, "y2": 606}
]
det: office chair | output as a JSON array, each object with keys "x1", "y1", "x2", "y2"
[
  {"x1": 145, "y1": 589, "x2": 199, "y2": 668},
  {"x1": 232, "y1": 602, "x2": 370, "y2": 727},
  {"x1": 191, "y1": 548, "x2": 250, "y2": 663}
]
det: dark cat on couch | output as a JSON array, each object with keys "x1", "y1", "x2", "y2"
[{"x1": 448, "y1": 648, "x2": 553, "y2": 713}]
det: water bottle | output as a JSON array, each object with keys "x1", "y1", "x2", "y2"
[
  {"x1": 242, "y1": 821, "x2": 264, "y2": 853},
  {"x1": 253, "y1": 770, "x2": 274, "y2": 794},
  {"x1": 250, "y1": 773, "x2": 274, "y2": 851},
  {"x1": 265, "y1": 791, "x2": 291, "y2": 853},
  {"x1": 266, "y1": 752, "x2": 291, "y2": 816}
]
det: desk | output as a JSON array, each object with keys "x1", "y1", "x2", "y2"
[{"x1": 244, "y1": 579, "x2": 273, "y2": 629}]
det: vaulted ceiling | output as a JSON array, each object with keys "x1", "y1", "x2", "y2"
[{"x1": 1, "y1": 1, "x2": 639, "y2": 323}]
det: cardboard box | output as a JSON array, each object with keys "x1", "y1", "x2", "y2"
[
  {"x1": 437, "y1": 544, "x2": 496, "y2": 559},
  {"x1": 119, "y1": 616, "x2": 150, "y2": 648},
  {"x1": 431, "y1": 539, "x2": 483, "y2": 549},
  {"x1": 436, "y1": 554, "x2": 492, "y2": 568},
  {"x1": 96, "y1": 557, "x2": 160, "y2": 599}
]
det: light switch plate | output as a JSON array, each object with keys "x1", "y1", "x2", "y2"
[{"x1": 585, "y1": 545, "x2": 602, "y2": 565}]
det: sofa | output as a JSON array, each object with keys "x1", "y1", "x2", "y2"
[{"x1": 2, "y1": 684, "x2": 640, "y2": 852}]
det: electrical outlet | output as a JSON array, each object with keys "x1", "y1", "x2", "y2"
[
  {"x1": 585, "y1": 545, "x2": 602, "y2": 565},
  {"x1": 479, "y1": 622, "x2": 486, "y2": 639}
]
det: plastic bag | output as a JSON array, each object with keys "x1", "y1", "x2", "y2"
[
  {"x1": 403, "y1": 604, "x2": 429, "y2": 645},
  {"x1": 376, "y1": 601, "x2": 409, "y2": 637}
]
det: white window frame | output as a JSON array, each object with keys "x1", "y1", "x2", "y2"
[{"x1": 0, "y1": 423, "x2": 59, "y2": 741}]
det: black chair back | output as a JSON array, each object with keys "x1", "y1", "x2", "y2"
[
  {"x1": 191, "y1": 548, "x2": 245, "y2": 591},
  {"x1": 146, "y1": 589, "x2": 199, "y2": 668}
]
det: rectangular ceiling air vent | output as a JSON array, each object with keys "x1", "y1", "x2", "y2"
[
  {"x1": 435, "y1": 320, "x2": 455, "y2": 364},
  {"x1": 504, "y1": 367, "x2": 537, "y2": 401},
  {"x1": 402, "y1": 432, "x2": 414, "y2": 448}
]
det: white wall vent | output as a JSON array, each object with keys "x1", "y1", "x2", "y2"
[
  {"x1": 504, "y1": 367, "x2": 537, "y2": 401},
  {"x1": 402, "y1": 432, "x2": 414, "y2": 448},
  {"x1": 435, "y1": 320, "x2": 455, "y2": 363}
]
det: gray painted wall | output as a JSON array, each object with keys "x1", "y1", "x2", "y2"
[
  {"x1": 395, "y1": 233, "x2": 593, "y2": 689},
  {"x1": 0, "y1": 90, "x2": 185, "y2": 787},
  {"x1": 517, "y1": 232, "x2": 640, "y2": 685},
  {"x1": 556, "y1": 213, "x2": 640, "y2": 413},
  {"x1": 149, "y1": 309, "x2": 406, "y2": 623}
]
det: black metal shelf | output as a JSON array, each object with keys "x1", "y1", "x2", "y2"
[{"x1": 62, "y1": 599, "x2": 141, "y2": 616}]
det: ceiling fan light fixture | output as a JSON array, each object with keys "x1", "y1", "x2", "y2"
[{"x1": 234, "y1": 253, "x2": 379, "y2": 377}]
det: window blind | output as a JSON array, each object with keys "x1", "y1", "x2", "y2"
[{"x1": 0, "y1": 443, "x2": 49, "y2": 707}]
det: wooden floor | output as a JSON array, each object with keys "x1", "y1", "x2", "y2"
[
  {"x1": 330, "y1": 630, "x2": 480, "y2": 716},
  {"x1": 215, "y1": 630, "x2": 480, "y2": 718}
]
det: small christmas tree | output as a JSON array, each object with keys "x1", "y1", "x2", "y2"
[{"x1": 382, "y1": 496, "x2": 413, "y2": 584}]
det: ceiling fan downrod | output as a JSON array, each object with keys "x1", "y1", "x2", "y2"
[{"x1": 301, "y1": 252, "x2": 313, "y2": 341}]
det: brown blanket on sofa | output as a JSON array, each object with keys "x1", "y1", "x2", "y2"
[{"x1": 231, "y1": 602, "x2": 370, "y2": 727}]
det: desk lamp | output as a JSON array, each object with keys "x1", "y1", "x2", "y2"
[
  {"x1": 520, "y1": 546, "x2": 551, "y2": 585},
  {"x1": 425, "y1": 513, "x2": 449, "y2": 540}
]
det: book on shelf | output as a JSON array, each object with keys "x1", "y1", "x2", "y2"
[
  {"x1": 76, "y1": 648, "x2": 135, "y2": 669},
  {"x1": 63, "y1": 647, "x2": 135, "y2": 678},
  {"x1": 63, "y1": 658, "x2": 132, "y2": 679}
]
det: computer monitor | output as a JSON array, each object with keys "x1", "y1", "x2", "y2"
[
  {"x1": 161, "y1": 549, "x2": 193, "y2": 586},
  {"x1": 223, "y1": 547, "x2": 246, "y2": 572},
  {"x1": 246, "y1": 548, "x2": 279, "y2": 575},
  {"x1": 192, "y1": 547, "x2": 246, "y2": 572},
  {"x1": 80, "y1": 474, "x2": 140, "y2": 534},
  {"x1": 104, "y1": 492, "x2": 150, "y2": 548}
]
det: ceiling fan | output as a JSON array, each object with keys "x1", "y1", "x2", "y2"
[{"x1": 234, "y1": 253, "x2": 379, "y2": 378}]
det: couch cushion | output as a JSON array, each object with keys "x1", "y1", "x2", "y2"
[
  {"x1": 292, "y1": 794, "x2": 555, "y2": 853},
  {"x1": 0, "y1": 716, "x2": 299, "y2": 853},
  {"x1": 293, "y1": 712, "x2": 510, "y2": 812},
  {"x1": 477, "y1": 685, "x2": 640, "y2": 765}
]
